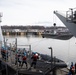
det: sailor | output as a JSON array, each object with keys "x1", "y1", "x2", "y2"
[
  {"x1": 18, "y1": 55, "x2": 22, "y2": 67},
  {"x1": 1, "y1": 46, "x2": 8, "y2": 60},
  {"x1": 1, "y1": 46, "x2": 4, "y2": 59},
  {"x1": 75, "y1": 63, "x2": 76, "y2": 74},
  {"x1": 15, "y1": 54, "x2": 18, "y2": 65},
  {"x1": 30, "y1": 53, "x2": 39, "y2": 69},
  {"x1": 4, "y1": 48, "x2": 8, "y2": 60},
  {"x1": 68, "y1": 62, "x2": 75, "y2": 75},
  {"x1": 22, "y1": 53, "x2": 27, "y2": 69}
]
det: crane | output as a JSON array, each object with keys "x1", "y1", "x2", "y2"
[{"x1": 54, "y1": 8, "x2": 76, "y2": 37}]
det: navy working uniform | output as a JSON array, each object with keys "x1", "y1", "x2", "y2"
[{"x1": 31, "y1": 53, "x2": 39, "y2": 68}]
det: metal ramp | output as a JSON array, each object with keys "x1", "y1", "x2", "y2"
[
  {"x1": 18, "y1": 60, "x2": 55, "y2": 75},
  {"x1": 35, "y1": 60, "x2": 55, "y2": 75},
  {"x1": 0, "y1": 59, "x2": 16, "y2": 75},
  {"x1": 0, "y1": 38, "x2": 67, "y2": 75}
]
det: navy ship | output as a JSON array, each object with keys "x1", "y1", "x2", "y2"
[{"x1": 41, "y1": 28, "x2": 73, "y2": 40}]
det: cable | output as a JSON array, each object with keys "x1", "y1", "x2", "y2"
[
  {"x1": 53, "y1": 11, "x2": 56, "y2": 25},
  {"x1": 31, "y1": 38, "x2": 47, "y2": 48}
]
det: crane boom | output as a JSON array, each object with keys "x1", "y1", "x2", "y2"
[{"x1": 54, "y1": 11, "x2": 76, "y2": 37}]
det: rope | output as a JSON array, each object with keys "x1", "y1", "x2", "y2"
[
  {"x1": 53, "y1": 11, "x2": 56, "y2": 25},
  {"x1": 31, "y1": 38, "x2": 47, "y2": 49}
]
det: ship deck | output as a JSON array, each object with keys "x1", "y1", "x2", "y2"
[{"x1": 0, "y1": 50, "x2": 68, "y2": 75}]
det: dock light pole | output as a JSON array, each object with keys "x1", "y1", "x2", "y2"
[
  {"x1": 15, "y1": 38, "x2": 18, "y2": 75},
  {"x1": 48, "y1": 47, "x2": 53, "y2": 67}
]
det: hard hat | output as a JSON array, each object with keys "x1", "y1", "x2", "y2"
[{"x1": 36, "y1": 53, "x2": 38, "y2": 56}]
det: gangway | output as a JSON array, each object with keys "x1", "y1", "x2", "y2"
[{"x1": 0, "y1": 38, "x2": 67, "y2": 75}]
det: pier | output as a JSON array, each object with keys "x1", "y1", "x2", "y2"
[
  {"x1": 0, "y1": 54, "x2": 67, "y2": 75},
  {"x1": 2, "y1": 28, "x2": 44, "y2": 36},
  {"x1": 0, "y1": 38, "x2": 68, "y2": 75},
  {"x1": 1, "y1": 26, "x2": 71, "y2": 37}
]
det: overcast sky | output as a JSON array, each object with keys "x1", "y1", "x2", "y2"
[{"x1": 0, "y1": 0, "x2": 76, "y2": 26}]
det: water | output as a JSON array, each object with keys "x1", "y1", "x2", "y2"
[{"x1": 4, "y1": 35, "x2": 76, "y2": 66}]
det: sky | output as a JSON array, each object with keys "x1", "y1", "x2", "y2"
[{"x1": 0, "y1": 0, "x2": 76, "y2": 26}]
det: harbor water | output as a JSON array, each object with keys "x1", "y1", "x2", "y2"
[{"x1": 4, "y1": 35, "x2": 76, "y2": 67}]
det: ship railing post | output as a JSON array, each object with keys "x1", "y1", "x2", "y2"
[
  {"x1": 29, "y1": 45, "x2": 31, "y2": 67},
  {"x1": 0, "y1": 41, "x2": 2, "y2": 58},
  {"x1": 10, "y1": 43, "x2": 12, "y2": 66},
  {"x1": 53, "y1": 56, "x2": 56, "y2": 75},
  {"x1": 48, "y1": 47, "x2": 54, "y2": 74},
  {"x1": 5, "y1": 38, "x2": 8, "y2": 62},
  {"x1": 48, "y1": 47, "x2": 53, "y2": 68},
  {"x1": 15, "y1": 38, "x2": 18, "y2": 75},
  {"x1": 4, "y1": 37, "x2": 8, "y2": 75}
]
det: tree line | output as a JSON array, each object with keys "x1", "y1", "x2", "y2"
[
  {"x1": 1, "y1": 25, "x2": 66, "y2": 30},
  {"x1": 1, "y1": 25, "x2": 45, "y2": 30}
]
